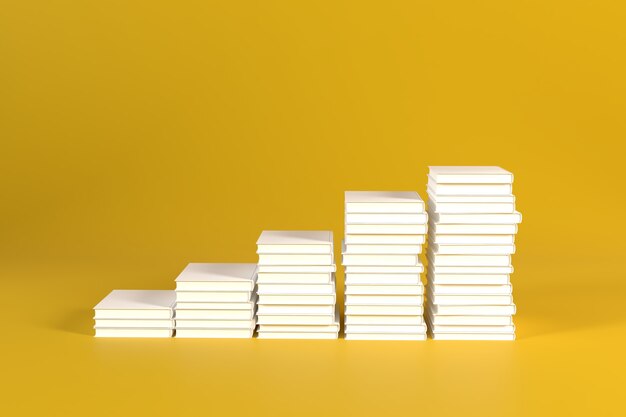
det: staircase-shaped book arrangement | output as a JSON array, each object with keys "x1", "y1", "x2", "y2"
[
  {"x1": 93, "y1": 166, "x2": 520, "y2": 341},
  {"x1": 425, "y1": 166, "x2": 521, "y2": 340}
]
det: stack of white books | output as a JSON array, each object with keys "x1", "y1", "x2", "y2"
[
  {"x1": 343, "y1": 191, "x2": 428, "y2": 340},
  {"x1": 256, "y1": 231, "x2": 339, "y2": 339},
  {"x1": 174, "y1": 263, "x2": 258, "y2": 338},
  {"x1": 93, "y1": 290, "x2": 175, "y2": 337},
  {"x1": 425, "y1": 166, "x2": 521, "y2": 341}
]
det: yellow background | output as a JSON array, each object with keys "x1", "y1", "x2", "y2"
[{"x1": 1, "y1": 1, "x2": 625, "y2": 416}]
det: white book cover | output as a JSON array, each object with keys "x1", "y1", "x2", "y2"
[
  {"x1": 430, "y1": 243, "x2": 515, "y2": 255},
  {"x1": 430, "y1": 284, "x2": 512, "y2": 295},
  {"x1": 344, "y1": 265, "x2": 424, "y2": 274},
  {"x1": 343, "y1": 242, "x2": 422, "y2": 255},
  {"x1": 431, "y1": 304, "x2": 516, "y2": 316},
  {"x1": 429, "y1": 211, "x2": 522, "y2": 225},
  {"x1": 428, "y1": 166, "x2": 513, "y2": 184},
  {"x1": 257, "y1": 304, "x2": 334, "y2": 315},
  {"x1": 94, "y1": 319, "x2": 173, "y2": 329},
  {"x1": 175, "y1": 297, "x2": 257, "y2": 310},
  {"x1": 257, "y1": 294, "x2": 336, "y2": 305},
  {"x1": 429, "y1": 264, "x2": 514, "y2": 274},
  {"x1": 257, "y1": 265, "x2": 336, "y2": 273},
  {"x1": 258, "y1": 253, "x2": 334, "y2": 266},
  {"x1": 258, "y1": 324, "x2": 340, "y2": 333},
  {"x1": 257, "y1": 332, "x2": 338, "y2": 339},
  {"x1": 174, "y1": 263, "x2": 257, "y2": 290},
  {"x1": 257, "y1": 272, "x2": 332, "y2": 284},
  {"x1": 94, "y1": 328, "x2": 173, "y2": 338},
  {"x1": 175, "y1": 319, "x2": 256, "y2": 329},
  {"x1": 428, "y1": 191, "x2": 515, "y2": 203},
  {"x1": 431, "y1": 333, "x2": 515, "y2": 341},
  {"x1": 428, "y1": 254, "x2": 511, "y2": 267},
  {"x1": 345, "y1": 234, "x2": 426, "y2": 245},
  {"x1": 429, "y1": 233, "x2": 515, "y2": 245},
  {"x1": 345, "y1": 224, "x2": 428, "y2": 235},
  {"x1": 427, "y1": 271, "x2": 510, "y2": 285},
  {"x1": 175, "y1": 328, "x2": 254, "y2": 338},
  {"x1": 429, "y1": 222, "x2": 518, "y2": 235},
  {"x1": 256, "y1": 230, "x2": 333, "y2": 248},
  {"x1": 345, "y1": 294, "x2": 423, "y2": 306},
  {"x1": 345, "y1": 284, "x2": 424, "y2": 295},
  {"x1": 257, "y1": 282, "x2": 335, "y2": 295},
  {"x1": 257, "y1": 243, "x2": 332, "y2": 254},
  {"x1": 345, "y1": 191, "x2": 425, "y2": 213},
  {"x1": 342, "y1": 253, "x2": 420, "y2": 267},
  {"x1": 427, "y1": 181, "x2": 512, "y2": 196},
  {"x1": 345, "y1": 212, "x2": 428, "y2": 225},
  {"x1": 176, "y1": 291, "x2": 252, "y2": 303},
  {"x1": 428, "y1": 292, "x2": 514, "y2": 306},
  {"x1": 346, "y1": 333, "x2": 427, "y2": 341},
  {"x1": 174, "y1": 309, "x2": 255, "y2": 320},
  {"x1": 428, "y1": 200, "x2": 515, "y2": 214},
  {"x1": 344, "y1": 315, "x2": 424, "y2": 325},
  {"x1": 345, "y1": 305, "x2": 424, "y2": 315},
  {"x1": 94, "y1": 290, "x2": 175, "y2": 320},
  {"x1": 345, "y1": 324, "x2": 427, "y2": 334},
  {"x1": 345, "y1": 273, "x2": 422, "y2": 286},
  {"x1": 426, "y1": 311, "x2": 512, "y2": 326},
  {"x1": 257, "y1": 313, "x2": 336, "y2": 325}
]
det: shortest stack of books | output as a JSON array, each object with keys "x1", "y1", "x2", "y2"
[
  {"x1": 93, "y1": 290, "x2": 175, "y2": 337},
  {"x1": 174, "y1": 263, "x2": 258, "y2": 338}
]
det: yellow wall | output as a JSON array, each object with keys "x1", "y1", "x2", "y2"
[{"x1": 1, "y1": 1, "x2": 625, "y2": 416}]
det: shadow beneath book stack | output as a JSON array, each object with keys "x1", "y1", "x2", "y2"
[{"x1": 55, "y1": 309, "x2": 94, "y2": 336}]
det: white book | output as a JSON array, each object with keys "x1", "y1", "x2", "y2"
[
  {"x1": 345, "y1": 284, "x2": 423, "y2": 295},
  {"x1": 430, "y1": 243, "x2": 515, "y2": 255},
  {"x1": 345, "y1": 191, "x2": 425, "y2": 213},
  {"x1": 345, "y1": 213, "x2": 428, "y2": 225},
  {"x1": 258, "y1": 253, "x2": 333, "y2": 266},
  {"x1": 428, "y1": 191, "x2": 515, "y2": 203},
  {"x1": 428, "y1": 254, "x2": 511, "y2": 267},
  {"x1": 429, "y1": 211, "x2": 522, "y2": 225},
  {"x1": 429, "y1": 264, "x2": 514, "y2": 274},
  {"x1": 345, "y1": 315, "x2": 424, "y2": 325},
  {"x1": 427, "y1": 271, "x2": 509, "y2": 285},
  {"x1": 430, "y1": 284, "x2": 512, "y2": 295},
  {"x1": 431, "y1": 333, "x2": 515, "y2": 341},
  {"x1": 175, "y1": 297, "x2": 257, "y2": 310},
  {"x1": 343, "y1": 243, "x2": 422, "y2": 255},
  {"x1": 256, "y1": 230, "x2": 333, "y2": 250},
  {"x1": 257, "y1": 272, "x2": 332, "y2": 284},
  {"x1": 345, "y1": 224, "x2": 428, "y2": 235},
  {"x1": 176, "y1": 328, "x2": 254, "y2": 338},
  {"x1": 342, "y1": 253, "x2": 420, "y2": 266},
  {"x1": 257, "y1": 314, "x2": 336, "y2": 325},
  {"x1": 429, "y1": 234, "x2": 515, "y2": 245},
  {"x1": 345, "y1": 294, "x2": 423, "y2": 306},
  {"x1": 428, "y1": 181, "x2": 512, "y2": 196},
  {"x1": 258, "y1": 294, "x2": 336, "y2": 305},
  {"x1": 428, "y1": 200, "x2": 515, "y2": 214},
  {"x1": 94, "y1": 328, "x2": 173, "y2": 338},
  {"x1": 94, "y1": 319, "x2": 173, "y2": 329},
  {"x1": 346, "y1": 333, "x2": 427, "y2": 341},
  {"x1": 345, "y1": 265, "x2": 424, "y2": 274},
  {"x1": 258, "y1": 324, "x2": 340, "y2": 333},
  {"x1": 257, "y1": 332, "x2": 338, "y2": 339},
  {"x1": 345, "y1": 234, "x2": 426, "y2": 245},
  {"x1": 345, "y1": 324, "x2": 427, "y2": 334},
  {"x1": 431, "y1": 304, "x2": 516, "y2": 315},
  {"x1": 345, "y1": 305, "x2": 424, "y2": 315},
  {"x1": 174, "y1": 263, "x2": 257, "y2": 291},
  {"x1": 175, "y1": 309, "x2": 255, "y2": 320},
  {"x1": 345, "y1": 273, "x2": 422, "y2": 286},
  {"x1": 257, "y1": 265, "x2": 336, "y2": 273},
  {"x1": 428, "y1": 293, "x2": 513, "y2": 306},
  {"x1": 428, "y1": 166, "x2": 513, "y2": 184},
  {"x1": 257, "y1": 282, "x2": 335, "y2": 295},
  {"x1": 426, "y1": 313, "x2": 512, "y2": 326},
  {"x1": 257, "y1": 304, "x2": 335, "y2": 315},
  {"x1": 175, "y1": 319, "x2": 256, "y2": 329},
  {"x1": 176, "y1": 291, "x2": 252, "y2": 303},
  {"x1": 94, "y1": 290, "x2": 175, "y2": 320},
  {"x1": 429, "y1": 223, "x2": 517, "y2": 235}
]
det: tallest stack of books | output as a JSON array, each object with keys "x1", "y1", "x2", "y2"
[{"x1": 425, "y1": 166, "x2": 521, "y2": 341}]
